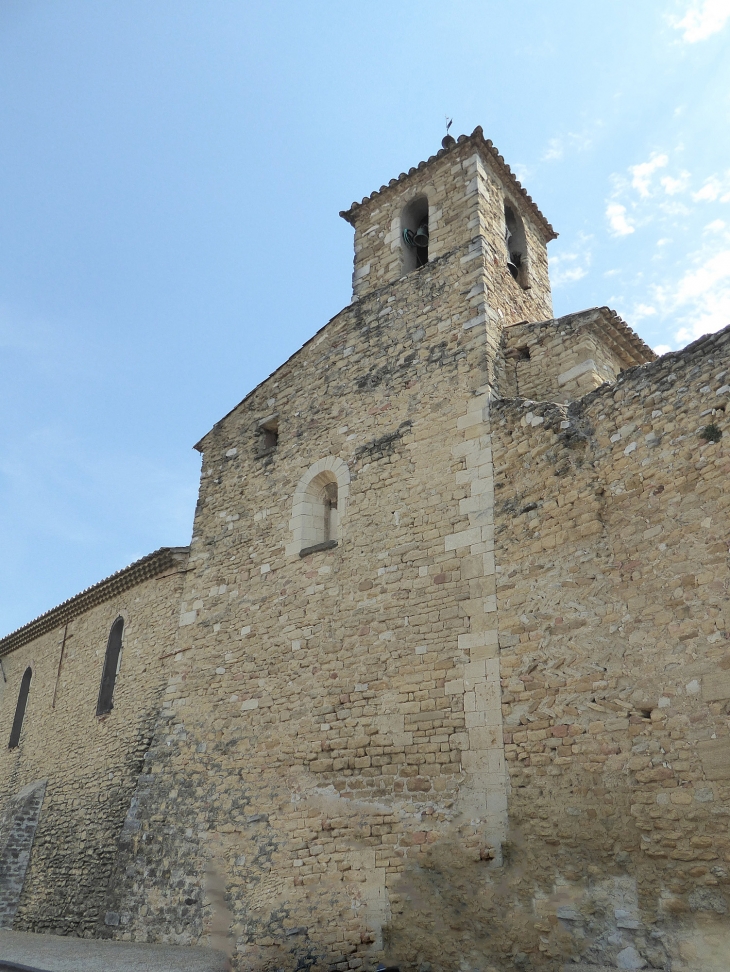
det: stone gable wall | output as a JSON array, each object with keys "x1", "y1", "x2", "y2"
[
  {"x1": 100, "y1": 224, "x2": 520, "y2": 969},
  {"x1": 0, "y1": 565, "x2": 187, "y2": 936}
]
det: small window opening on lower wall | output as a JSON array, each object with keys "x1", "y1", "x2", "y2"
[
  {"x1": 289, "y1": 456, "x2": 350, "y2": 558},
  {"x1": 298, "y1": 471, "x2": 339, "y2": 554}
]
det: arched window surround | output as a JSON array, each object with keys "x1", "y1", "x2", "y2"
[
  {"x1": 9, "y1": 667, "x2": 32, "y2": 750},
  {"x1": 287, "y1": 456, "x2": 350, "y2": 557},
  {"x1": 96, "y1": 616, "x2": 124, "y2": 717}
]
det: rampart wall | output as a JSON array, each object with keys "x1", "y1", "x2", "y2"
[{"x1": 485, "y1": 326, "x2": 730, "y2": 969}]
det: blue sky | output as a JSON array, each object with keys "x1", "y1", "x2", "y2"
[{"x1": 1, "y1": 0, "x2": 729, "y2": 634}]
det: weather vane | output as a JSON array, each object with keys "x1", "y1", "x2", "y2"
[{"x1": 445, "y1": 116, "x2": 453, "y2": 136}]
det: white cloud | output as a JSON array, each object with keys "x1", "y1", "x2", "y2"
[
  {"x1": 633, "y1": 303, "x2": 658, "y2": 321},
  {"x1": 550, "y1": 260, "x2": 587, "y2": 286},
  {"x1": 542, "y1": 138, "x2": 563, "y2": 162},
  {"x1": 692, "y1": 172, "x2": 730, "y2": 202},
  {"x1": 660, "y1": 172, "x2": 690, "y2": 195},
  {"x1": 653, "y1": 344, "x2": 673, "y2": 355},
  {"x1": 674, "y1": 249, "x2": 730, "y2": 304},
  {"x1": 705, "y1": 219, "x2": 727, "y2": 233},
  {"x1": 541, "y1": 127, "x2": 597, "y2": 163},
  {"x1": 550, "y1": 239, "x2": 592, "y2": 287},
  {"x1": 672, "y1": 0, "x2": 730, "y2": 42},
  {"x1": 655, "y1": 242, "x2": 730, "y2": 343},
  {"x1": 606, "y1": 203, "x2": 635, "y2": 237},
  {"x1": 630, "y1": 154, "x2": 668, "y2": 197},
  {"x1": 605, "y1": 157, "x2": 728, "y2": 246},
  {"x1": 512, "y1": 163, "x2": 531, "y2": 185}
]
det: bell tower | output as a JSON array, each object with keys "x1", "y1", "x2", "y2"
[{"x1": 340, "y1": 126, "x2": 557, "y2": 329}]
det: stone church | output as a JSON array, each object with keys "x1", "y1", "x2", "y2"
[{"x1": 1, "y1": 127, "x2": 729, "y2": 972}]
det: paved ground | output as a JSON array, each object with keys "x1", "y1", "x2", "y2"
[{"x1": 0, "y1": 930, "x2": 229, "y2": 972}]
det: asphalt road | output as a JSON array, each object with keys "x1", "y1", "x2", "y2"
[{"x1": 0, "y1": 930, "x2": 229, "y2": 972}]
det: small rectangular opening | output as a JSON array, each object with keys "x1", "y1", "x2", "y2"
[{"x1": 256, "y1": 414, "x2": 279, "y2": 455}]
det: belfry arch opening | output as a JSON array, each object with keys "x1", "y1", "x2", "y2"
[
  {"x1": 504, "y1": 200, "x2": 529, "y2": 289},
  {"x1": 401, "y1": 196, "x2": 429, "y2": 273}
]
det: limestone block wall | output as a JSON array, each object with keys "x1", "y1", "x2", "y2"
[
  {"x1": 343, "y1": 132, "x2": 554, "y2": 328},
  {"x1": 488, "y1": 326, "x2": 730, "y2": 970},
  {"x1": 0, "y1": 560, "x2": 188, "y2": 936},
  {"x1": 101, "y1": 227, "x2": 526, "y2": 970},
  {"x1": 500, "y1": 307, "x2": 656, "y2": 404}
]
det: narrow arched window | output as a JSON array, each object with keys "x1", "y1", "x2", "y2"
[
  {"x1": 323, "y1": 481, "x2": 338, "y2": 542},
  {"x1": 97, "y1": 617, "x2": 124, "y2": 716},
  {"x1": 298, "y1": 472, "x2": 340, "y2": 555},
  {"x1": 9, "y1": 667, "x2": 32, "y2": 749},
  {"x1": 289, "y1": 456, "x2": 350, "y2": 559},
  {"x1": 401, "y1": 196, "x2": 429, "y2": 273},
  {"x1": 504, "y1": 201, "x2": 530, "y2": 289}
]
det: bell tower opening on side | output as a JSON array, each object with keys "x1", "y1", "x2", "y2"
[
  {"x1": 340, "y1": 126, "x2": 556, "y2": 320},
  {"x1": 504, "y1": 200, "x2": 529, "y2": 289},
  {"x1": 401, "y1": 195, "x2": 429, "y2": 273}
]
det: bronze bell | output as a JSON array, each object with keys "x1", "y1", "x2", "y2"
[{"x1": 413, "y1": 222, "x2": 429, "y2": 247}]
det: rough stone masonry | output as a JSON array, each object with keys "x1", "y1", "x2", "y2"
[{"x1": 0, "y1": 128, "x2": 728, "y2": 972}]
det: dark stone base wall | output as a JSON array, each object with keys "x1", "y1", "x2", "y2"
[{"x1": 0, "y1": 779, "x2": 46, "y2": 928}]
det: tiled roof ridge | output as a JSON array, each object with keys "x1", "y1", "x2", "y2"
[
  {"x1": 340, "y1": 125, "x2": 557, "y2": 241},
  {"x1": 0, "y1": 546, "x2": 189, "y2": 657},
  {"x1": 506, "y1": 306, "x2": 657, "y2": 366},
  {"x1": 598, "y1": 306, "x2": 657, "y2": 363}
]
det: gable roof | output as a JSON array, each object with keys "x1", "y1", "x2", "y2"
[
  {"x1": 505, "y1": 307, "x2": 657, "y2": 369},
  {"x1": 0, "y1": 547, "x2": 189, "y2": 657},
  {"x1": 340, "y1": 126, "x2": 557, "y2": 242}
]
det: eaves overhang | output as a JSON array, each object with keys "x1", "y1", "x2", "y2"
[
  {"x1": 0, "y1": 546, "x2": 189, "y2": 658},
  {"x1": 340, "y1": 125, "x2": 558, "y2": 243}
]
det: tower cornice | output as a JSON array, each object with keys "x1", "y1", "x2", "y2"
[{"x1": 339, "y1": 125, "x2": 557, "y2": 242}]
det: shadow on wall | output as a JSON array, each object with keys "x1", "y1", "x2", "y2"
[{"x1": 0, "y1": 779, "x2": 47, "y2": 929}]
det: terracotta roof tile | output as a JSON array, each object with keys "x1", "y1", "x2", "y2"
[
  {"x1": 340, "y1": 126, "x2": 557, "y2": 241},
  {"x1": 0, "y1": 546, "x2": 189, "y2": 657}
]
